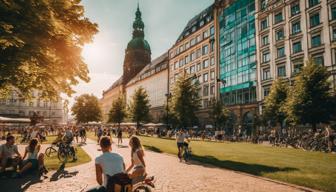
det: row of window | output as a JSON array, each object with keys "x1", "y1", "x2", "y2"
[
  {"x1": 262, "y1": 55, "x2": 324, "y2": 81},
  {"x1": 172, "y1": 47, "x2": 214, "y2": 70},
  {"x1": 0, "y1": 110, "x2": 56, "y2": 117},
  {"x1": 170, "y1": 26, "x2": 214, "y2": 59},
  {"x1": 261, "y1": 33, "x2": 322, "y2": 63},
  {"x1": 260, "y1": 0, "x2": 320, "y2": 12}
]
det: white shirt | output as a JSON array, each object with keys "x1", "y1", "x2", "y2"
[
  {"x1": 132, "y1": 149, "x2": 144, "y2": 167},
  {"x1": 176, "y1": 133, "x2": 186, "y2": 143},
  {"x1": 30, "y1": 130, "x2": 38, "y2": 138},
  {"x1": 95, "y1": 152, "x2": 124, "y2": 187}
]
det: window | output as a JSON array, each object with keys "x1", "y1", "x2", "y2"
[
  {"x1": 291, "y1": 3, "x2": 300, "y2": 16},
  {"x1": 196, "y1": 35, "x2": 202, "y2": 43},
  {"x1": 275, "y1": 29, "x2": 284, "y2": 41},
  {"x1": 210, "y1": 26, "x2": 215, "y2": 36},
  {"x1": 261, "y1": 18, "x2": 268, "y2": 30},
  {"x1": 179, "y1": 59, "x2": 184, "y2": 67},
  {"x1": 210, "y1": 41, "x2": 215, "y2": 52},
  {"x1": 262, "y1": 51, "x2": 270, "y2": 63},
  {"x1": 210, "y1": 57, "x2": 215, "y2": 66},
  {"x1": 190, "y1": 38, "x2": 196, "y2": 46},
  {"x1": 261, "y1": 0, "x2": 267, "y2": 10},
  {"x1": 277, "y1": 47, "x2": 285, "y2": 58},
  {"x1": 191, "y1": 52, "x2": 196, "y2": 61},
  {"x1": 197, "y1": 63, "x2": 201, "y2": 71},
  {"x1": 313, "y1": 56, "x2": 324, "y2": 65},
  {"x1": 190, "y1": 65, "x2": 195, "y2": 73},
  {"x1": 311, "y1": 34, "x2": 321, "y2": 47},
  {"x1": 185, "y1": 55, "x2": 190, "y2": 64},
  {"x1": 293, "y1": 63, "x2": 303, "y2": 74},
  {"x1": 179, "y1": 45, "x2": 184, "y2": 53},
  {"x1": 262, "y1": 69, "x2": 271, "y2": 80},
  {"x1": 203, "y1": 30, "x2": 209, "y2": 39},
  {"x1": 185, "y1": 42, "x2": 190, "y2": 50},
  {"x1": 29, "y1": 102, "x2": 34, "y2": 107},
  {"x1": 277, "y1": 66, "x2": 286, "y2": 77},
  {"x1": 196, "y1": 48, "x2": 201, "y2": 58},
  {"x1": 293, "y1": 41, "x2": 302, "y2": 53},
  {"x1": 203, "y1": 85, "x2": 209, "y2": 96},
  {"x1": 174, "y1": 62, "x2": 179, "y2": 69},
  {"x1": 263, "y1": 87, "x2": 270, "y2": 97},
  {"x1": 202, "y1": 45, "x2": 209, "y2": 55},
  {"x1": 274, "y1": 12, "x2": 283, "y2": 24},
  {"x1": 203, "y1": 59, "x2": 209, "y2": 68},
  {"x1": 332, "y1": 6, "x2": 336, "y2": 20},
  {"x1": 200, "y1": 20, "x2": 205, "y2": 27},
  {"x1": 309, "y1": 0, "x2": 320, "y2": 8},
  {"x1": 333, "y1": 27, "x2": 336, "y2": 41},
  {"x1": 310, "y1": 13, "x2": 320, "y2": 28},
  {"x1": 262, "y1": 35, "x2": 269, "y2": 46},
  {"x1": 203, "y1": 99, "x2": 209, "y2": 108},
  {"x1": 210, "y1": 71, "x2": 215, "y2": 80},
  {"x1": 292, "y1": 21, "x2": 301, "y2": 34},
  {"x1": 203, "y1": 73, "x2": 208, "y2": 82},
  {"x1": 210, "y1": 85, "x2": 215, "y2": 95}
]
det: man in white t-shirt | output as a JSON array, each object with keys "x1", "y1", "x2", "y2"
[
  {"x1": 176, "y1": 130, "x2": 186, "y2": 161},
  {"x1": 0, "y1": 135, "x2": 22, "y2": 173},
  {"x1": 87, "y1": 136, "x2": 125, "y2": 192}
]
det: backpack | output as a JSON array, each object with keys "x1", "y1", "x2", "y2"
[{"x1": 106, "y1": 173, "x2": 132, "y2": 192}]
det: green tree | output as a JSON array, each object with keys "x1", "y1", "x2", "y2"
[
  {"x1": 170, "y1": 74, "x2": 200, "y2": 128},
  {"x1": 263, "y1": 79, "x2": 288, "y2": 128},
  {"x1": 71, "y1": 94, "x2": 102, "y2": 123},
  {"x1": 210, "y1": 99, "x2": 229, "y2": 131},
  {"x1": 0, "y1": 0, "x2": 98, "y2": 100},
  {"x1": 129, "y1": 87, "x2": 151, "y2": 129},
  {"x1": 108, "y1": 95, "x2": 126, "y2": 129},
  {"x1": 285, "y1": 59, "x2": 336, "y2": 130}
]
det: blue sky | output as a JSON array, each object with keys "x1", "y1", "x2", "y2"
[{"x1": 72, "y1": 0, "x2": 213, "y2": 104}]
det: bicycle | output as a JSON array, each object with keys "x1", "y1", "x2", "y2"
[
  {"x1": 182, "y1": 144, "x2": 192, "y2": 162},
  {"x1": 57, "y1": 142, "x2": 77, "y2": 162},
  {"x1": 45, "y1": 142, "x2": 59, "y2": 158}
]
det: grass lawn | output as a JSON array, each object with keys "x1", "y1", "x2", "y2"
[
  {"x1": 44, "y1": 146, "x2": 91, "y2": 170},
  {"x1": 138, "y1": 136, "x2": 336, "y2": 192}
]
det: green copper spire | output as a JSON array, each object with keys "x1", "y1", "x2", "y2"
[
  {"x1": 127, "y1": 3, "x2": 151, "y2": 53},
  {"x1": 132, "y1": 3, "x2": 145, "y2": 37}
]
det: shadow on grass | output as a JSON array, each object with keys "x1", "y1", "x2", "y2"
[
  {"x1": 191, "y1": 155, "x2": 299, "y2": 176},
  {"x1": 143, "y1": 145, "x2": 163, "y2": 153}
]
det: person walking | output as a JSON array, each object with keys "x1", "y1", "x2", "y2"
[
  {"x1": 117, "y1": 127, "x2": 123, "y2": 147},
  {"x1": 176, "y1": 129, "x2": 186, "y2": 162}
]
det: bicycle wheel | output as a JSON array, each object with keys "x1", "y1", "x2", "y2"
[
  {"x1": 45, "y1": 147, "x2": 57, "y2": 157},
  {"x1": 58, "y1": 150, "x2": 67, "y2": 162}
]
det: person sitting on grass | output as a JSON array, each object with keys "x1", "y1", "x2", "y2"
[
  {"x1": 87, "y1": 136, "x2": 125, "y2": 192},
  {"x1": 0, "y1": 135, "x2": 22, "y2": 177},
  {"x1": 17, "y1": 138, "x2": 48, "y2": 177}
]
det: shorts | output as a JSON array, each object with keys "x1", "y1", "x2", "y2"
[
  {"x1": 23, "y1": 159, "x2": 38, "y2": 170},
  {"x1": 1, "y1": 157, "x2": 20, "y2": 167},
  {"x1": 177, "y1": 142, "x2": 184, "y2": 149}
]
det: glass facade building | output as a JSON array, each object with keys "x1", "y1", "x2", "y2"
[{"x1": 218, "y1": 0, "x2": 256, "y2": 105}]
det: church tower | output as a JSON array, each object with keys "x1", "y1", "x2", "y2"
[{"x1": 123, "y1": 4, "x2": 151, "y2": 85}]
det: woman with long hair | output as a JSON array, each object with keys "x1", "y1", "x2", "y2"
[
  {"x1": 126, "y1": 136, "x2": 146, "y2": 180},
  {"x1": 18, "y1": 138, "x2": 48, "y2": 177}
]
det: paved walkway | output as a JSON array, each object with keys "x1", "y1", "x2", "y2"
[{"x1": 0, "y1": 139, "x2": 319, "y2": 192}]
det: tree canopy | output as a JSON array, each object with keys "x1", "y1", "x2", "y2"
[
  {"x1": 263, "y1": 79, "x2": 288, "y2": 128},
  {"x1": 285, "y1": 59, "x2": 336, "y2": 128},
  {"x1": 0, "y1": 0, "x2": 98, "y2": 100},
  {"x1": 71, "y1": 94, "x2": 102, "y2": 123},
  {"x1": 108, "y1": 95, "x2": 126, "y2": 128},
  {"x1": 128, "y1": 87, "x2": 151, "y2": 129},
  {"x1": 210, "y1": 99, "x2": 229, "y2": 130},
  {"x1": 170, "y1": 74, "x2": 200, "y2": 128}
]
